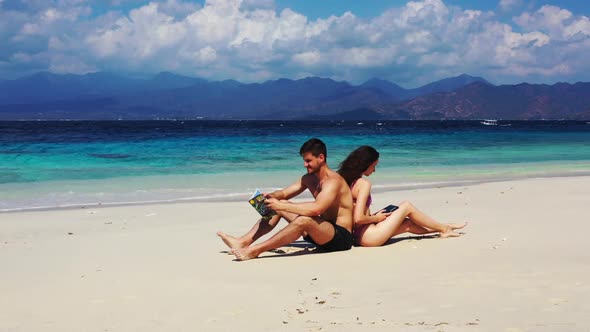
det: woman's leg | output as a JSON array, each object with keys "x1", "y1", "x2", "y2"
[
  {"x1": 357, "y1": 201, "x2": 465, "y2": 247},
  {"x1": 398, "y1": 200, "x2": 466, "y2": 236},
  {"x1": 391, "y1": 218, "x2": 434, "y2": 236},
  {"x1": 356, "y1": 210, "x2": 410, "y2": 247}
]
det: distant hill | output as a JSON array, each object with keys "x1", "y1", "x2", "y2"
[
  {"x1": 0, "y1": 72, "x2": 588, "y2": 120},
  {"x1": 409, "y1": 74, "x2": 490, "y2": 98},
  {"x1": 379, "y1": 81, "x2": 590, "y2": 120},
  {"x1": 142, "y1": 72, "x2": 207, "y2": 90},
  {"x1": 0, "y1": 71, "x2": 205, "y2": 104},
  {"x1": 359, "y1": 78, "x2": 407, "y2": 101},
  {"x1": 0, "y1": 74, "x2": 397, "y2": 119},
  {"x1": 358, "y1": 74, "x2": 489, "y2": 100}
]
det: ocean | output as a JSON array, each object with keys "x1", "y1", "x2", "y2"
[{"x1": 1, "y1": 120, "x2": 589, "y2": 212}]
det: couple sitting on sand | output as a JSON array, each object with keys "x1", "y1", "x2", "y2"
[{"x1": 217, "y1": 138, "x2": 466, "y2": 261}]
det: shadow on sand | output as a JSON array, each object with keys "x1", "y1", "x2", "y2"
[
  {"x1": 382, "y1": 234, "x2": 440, "y2": 246},
  {"x1": 249, "y1": 240, "x2": 325, "y2": 260},
  {"x1": 221, "y1": 233, "x2": 459, "y2": 260},
  {"x1": 219, "y1": 240, "x2": 323, "y2": 260}
]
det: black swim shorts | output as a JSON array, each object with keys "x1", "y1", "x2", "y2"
[{"x1": 303, "y1": 223, "x2": 353, "y2": 252}]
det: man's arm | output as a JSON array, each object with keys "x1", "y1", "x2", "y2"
[
  {"x1": 267, "y1": 176, "x2": 306, "y2": 200},
  {"x1": 266, "y1": 178, "x2": 339, "y2": 217}
]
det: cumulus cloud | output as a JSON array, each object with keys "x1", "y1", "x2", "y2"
[
  {"x1": 292, "y1": 51, "x2": 321, "y2": 66},
  {"x1": 515, "y1": 5, "x2": 590, "y2": 40},
  {"x1": 86, "y1": 3, "x2": 187, "y2": 59},
  {"x1": 0, "y1": 0, "x2": 589, "y2": 86}
]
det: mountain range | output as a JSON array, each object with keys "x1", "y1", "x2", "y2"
[{"x1": 0, "y1": 72, "x2": 588, "y2": 120}]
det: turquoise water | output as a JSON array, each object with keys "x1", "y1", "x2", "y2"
[{"x1": 1, "y1": 120, "x2": 589, "y2": 211}]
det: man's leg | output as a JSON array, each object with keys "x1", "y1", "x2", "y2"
[
  {"x1": 231, "y1": 215, "x2": 335, "y2": 261},
  {"x1": 217, "y1": 214, "x2": 281, "y2": 249}
]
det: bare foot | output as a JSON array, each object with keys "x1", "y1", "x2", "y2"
[
  {"x1": 447, "y1": 222, "x2": 467, "y2": 230},
  {"x1": 216, "y1": 231, "x2": 246, "y2": 250},
  {"x1": 231, "y1": 248, "x2": 259, "y2": 261},
  {"x1": 439, "y1": 229, "x2": 461, "y2": 238}
]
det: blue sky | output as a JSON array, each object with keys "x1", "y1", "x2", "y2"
[
  {"x1": 1, "y1": 0, "x2": 589, "y2": 87},
  {"x1": 276, "y1": 0, "x2": 590, "y2": 20}
]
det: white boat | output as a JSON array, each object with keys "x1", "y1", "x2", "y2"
[{"x1": 480, "y1": 119, "x2": 498, "y2": 126}]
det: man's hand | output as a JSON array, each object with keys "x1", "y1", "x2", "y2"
[
  {"x1": 264, "y1": 191, "x2": 281, "y2": 200},
  {"x1": 265, "y1": 197, "x2": 284, "y2": 211}
]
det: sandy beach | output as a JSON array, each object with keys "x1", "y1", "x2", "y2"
[{"x1": 1, "y1": 176, "x2": 589, "y2": 331}]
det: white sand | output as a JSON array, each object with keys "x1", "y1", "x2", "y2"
[{"x1": 1, "y1": 176, "x2": 589, "y2": 331}]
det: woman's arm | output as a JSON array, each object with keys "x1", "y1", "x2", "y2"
[{"x1": 352, "y1": 179, "x2": 389, "y2": 225}]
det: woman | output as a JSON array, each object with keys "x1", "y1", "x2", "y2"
[{"x1": 337, "y1": 146, "x2": 466, "y2": 247}]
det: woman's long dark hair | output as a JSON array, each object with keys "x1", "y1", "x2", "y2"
[{"x1": 337, "y1": 146, "x2": 379, "y2": 186}]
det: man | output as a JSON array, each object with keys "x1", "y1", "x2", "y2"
[{"x1": 217, "y1": 138, "x2": 354, "y2": 261}]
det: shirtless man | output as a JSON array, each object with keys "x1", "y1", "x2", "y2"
[{"x1": 217, "y1": 138, "x2": 354, "y2": 261}]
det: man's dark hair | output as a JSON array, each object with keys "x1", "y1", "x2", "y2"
[{"x1": 300, "y1": 138, "x2": 327, "y2": 158}]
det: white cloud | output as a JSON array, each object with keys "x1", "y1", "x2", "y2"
[
  {"x1": 196, "y1": 46, "x2": 217, "y2": 63},
  {"x1": 229, "y1": 8, "x2": 279, "y2": 47},
  {"x1": 292, "y1": 51, "x2": 321, "y2": 66},
  {"x1": 1, "y1": 0, "x2": 589, "y2": 85},
  {"x1": 514, "y1": 5, "x2": 590, "y2": 40},
  {"x1": 185, "y1": 0, "x2": 241, "y2": 45},
  {"x1": 15, "y1": 5, "x2": 90, "y2": 38},
  {"x1": 515, "y1": 6, "x2": 569, "y2": 38},
  {"x1": 564, "y1": 16, "x2": 590, "y2": 39},
  {"x1": 273, "y1": 9, "x2": 309, "y2": 42},
  {"x1": 395, "y1": 0, "x2": 449, "y2": 28},
  {"x1": 335, "y1": 47, "x2": 397, "y2": 68},
  {"x1": 86, "y1": 3, "x2": 186, "y2": 58}
]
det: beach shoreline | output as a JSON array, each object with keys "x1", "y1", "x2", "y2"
[
  {"x1": 2, "y1": 175, "x2": 589, "y2": 331},
  {"x1": 2, "y1": 169, "x2": 590, "y2": 213}
]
